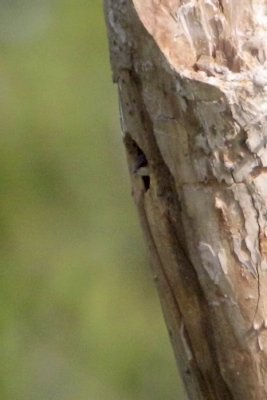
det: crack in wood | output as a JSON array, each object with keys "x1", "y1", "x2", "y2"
[
  {"x1": 246, "y1": 186, "x2": 261, "y2": 325},
  {"x1": 122, "y1": 65, "x2": 235, "y2": 399}
]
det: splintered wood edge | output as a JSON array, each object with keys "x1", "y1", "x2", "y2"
[{"x1": 133, "y1": 0, "x2": 267, "y2": 89}]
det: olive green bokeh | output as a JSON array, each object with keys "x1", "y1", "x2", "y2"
[{"x1": 0, "y1": 1, "x2": 185, "y2": 399}]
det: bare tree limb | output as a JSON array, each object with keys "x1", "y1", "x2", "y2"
[{"x1": 104, "y1": 1, "x2": 267, "y2": 399}]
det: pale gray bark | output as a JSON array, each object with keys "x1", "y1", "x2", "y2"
[{"x1": 104, "y1": 1, "x2": 267, "y2": 399}]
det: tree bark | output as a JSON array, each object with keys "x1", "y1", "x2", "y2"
[{"x1": 104, "y1": 1, "x2": 267, "y2": 399}]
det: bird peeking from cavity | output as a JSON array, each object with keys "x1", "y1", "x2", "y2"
[
  {"x1": 132, "y1": 151, "x2": 150, "y2": 191},
  {"x1": 132, "y1": 152, "x2": 148, "y2": 176}
]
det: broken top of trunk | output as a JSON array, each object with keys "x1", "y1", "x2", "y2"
[
  {"x1": 131, "y1": 0, "x2": 267, "y2": 275},
  {"x1": 134, "y1": 0, "x2": 267, "y2": 72}
]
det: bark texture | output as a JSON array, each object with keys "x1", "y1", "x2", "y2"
[{"x1": 104, "y1": 1, "x2": 267, "y2": 399}]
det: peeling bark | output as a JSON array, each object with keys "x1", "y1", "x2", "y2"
[{"x1": 104, "y1": 1, "x2": 267, "y2": 399}]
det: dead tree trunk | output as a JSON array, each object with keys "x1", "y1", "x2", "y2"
[{"x1": 104, "y1": 1, "x2": 267, "y2": 399}]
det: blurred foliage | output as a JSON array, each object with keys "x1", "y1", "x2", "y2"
[{"x1": 0, "y1": 1, "x2": 186, "y2": 399}]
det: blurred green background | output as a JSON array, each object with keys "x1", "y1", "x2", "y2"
[{"x1": 0, "y1": 1, "x2": 186, "y2": 399}]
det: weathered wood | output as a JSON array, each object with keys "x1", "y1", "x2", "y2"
[{"x1": 104, "y1": 1, "x2": 267, "y2": 399}]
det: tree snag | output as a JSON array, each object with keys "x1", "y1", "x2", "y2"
[{"x1": 104, "y1": 1, "x2": 267, "y2": 399}]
